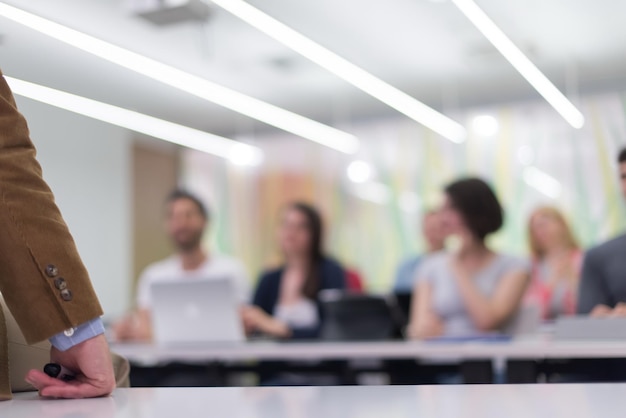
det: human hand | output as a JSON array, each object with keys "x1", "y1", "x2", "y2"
[
  {"x1": 610, "y1": 302, "x2": 626, "y2": 317},
  {"x1": 590, "y1": 304, "x2": 613, "y2": 318},
  {"x1": 25, "y1": 334, "x2": 115, "y2": 398},
  {"x1": 407, "y1": 315, "x2": 444, "y2": 340},
  {"x1": 241, "y1": 305, "x2": 290, "y2": 338}
]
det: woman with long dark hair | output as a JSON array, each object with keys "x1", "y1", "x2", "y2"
[{"x1": 242, "y1": 202, "x2": 346, "y2": 339}]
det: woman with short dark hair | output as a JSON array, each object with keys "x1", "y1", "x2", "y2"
[{"x1": 408, "y1": 178, "x2": 529, "y2": 338}]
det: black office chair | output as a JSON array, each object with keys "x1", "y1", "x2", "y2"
[{"x1": 319, "y1": 290, "x2": 397, "y2": 341}]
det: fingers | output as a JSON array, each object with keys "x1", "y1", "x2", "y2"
[
  {"x1": 25, "y1": 369, "x2": 63, "y2": 391},
  {"x1": 26, "y1": 369, "x2": 114, "y2": 399},
  {"x1": 590, "y1": 304, "x2": 612, "y2": 318},
  {"x1": 611, "y1": 302, "x2": 626, "y2": 317},
  {"x1": 39, "y1": 382, "x2": 112, "y2": 399}
]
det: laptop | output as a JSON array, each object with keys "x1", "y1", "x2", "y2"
[
  {"x1": 151, "y1": 278, "x2": 245, "y2": 345},
  {"x1": 554, "y1": 315, "x2": 626, "y2": 340}
]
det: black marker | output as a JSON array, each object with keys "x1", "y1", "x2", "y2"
[{"x1": 43, "y1": 363, "x2": 76, "y2": 381}]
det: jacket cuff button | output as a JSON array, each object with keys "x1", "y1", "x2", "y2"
[
  {"x1": 45, "y1": 264, "x2": 58, "y2": 278},
  {"x1": 54, "y1": 278, "x2": 68, "y2": 290}
]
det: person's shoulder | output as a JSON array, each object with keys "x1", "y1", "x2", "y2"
[
  {"x1": 258, "y1": 265, "x2": 283, "y2": 283},
  {"x1": 586, "y1": 233, "x2": 626, "y2": 259},
  {"x1": 415, "y1": 251, "x2": 448, "y2": 279},
  {"x1": 397, "y1": 255, "x2": 423, "y2": 271},
  {"x1": 140, "y1": 255, "x2": 178, "y2": 278},
  {"x1": 320, "y1": 256, "x2": 345, "y2": 272}
]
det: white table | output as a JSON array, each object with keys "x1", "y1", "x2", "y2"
[
  {"x1": 1, "y1": 384, "x2": 624, "y2": 417},
  {"x1": 110, "y1": 338, "x2": 626, "y2": 366}
]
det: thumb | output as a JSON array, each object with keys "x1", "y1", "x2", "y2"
[{"x1": 25, "y1": 369, "x2": 67, "y2": 390}]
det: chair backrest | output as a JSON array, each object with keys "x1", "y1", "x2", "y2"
[
  {"x1": 345, "y1": 269, "x2": 365, "y2": 293},
  {"x1": 319, "y1": 291, "x2": 396, "y2": 341}
]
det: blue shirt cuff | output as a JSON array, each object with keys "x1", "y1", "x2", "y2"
[{"x1": 49, "y1": 318, "x2": 105, "y2": 351}]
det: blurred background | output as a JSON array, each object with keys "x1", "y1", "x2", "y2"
[{"x1": 2, "y1": 0, "x2": 626, "y2": 320}]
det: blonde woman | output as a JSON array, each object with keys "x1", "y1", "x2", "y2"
[{"x1": 526, "y1": 207, "x2": 582, "y2": 320}]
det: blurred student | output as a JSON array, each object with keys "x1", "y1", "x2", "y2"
[
  {"x1": 407, "y1": 178, "x2": 529, "y2": 339},
  {"x1": 242, "y1": 202, "x2": 346, "y2": 339},
  {"x1": 112, "y1": 190, "x2": 250, "y2": 341},
  {"x1": 525, "y1": 207, "x2": 582, "y2": 320},
  {"x1": 542, "y1": 148, "x2": 626, "y2": 384},
  {"x1": 393, "y1": 210, "x2": 446, "y2": 293},
  {"x1": 577, "y1": 147, "x2": 626, "y2": 316}
]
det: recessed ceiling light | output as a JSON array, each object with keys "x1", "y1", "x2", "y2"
[
  {"x1": 472, "y1": 114, "x2": 499, "y2": 137},
  {"x1": 347, "y1": 160, "x2": 373, "y2": 184}
]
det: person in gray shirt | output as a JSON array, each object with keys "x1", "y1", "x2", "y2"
[
  {"x1": 577, "y1": 148, "x2": 626, "y2": 316},
  {"x1": 408, "y1": 178, "x2": 529, "y2": 339}
]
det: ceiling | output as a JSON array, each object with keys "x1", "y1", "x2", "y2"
[{"x1": 2, "y1": 0, "x2": 626, "y2": 141}]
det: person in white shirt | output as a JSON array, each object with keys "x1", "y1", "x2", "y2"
[{"x1": 113, "y1": 190, "x2": 250, "y2": 341}]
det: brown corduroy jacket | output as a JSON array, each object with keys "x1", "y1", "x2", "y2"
[{"x1": 0, "y1": 71, "x2": 103, "y2": 400}]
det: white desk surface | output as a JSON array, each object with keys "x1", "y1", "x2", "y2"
[
  {"x1": 2, "y1": 384, "x2": 624, "y2": 418},
  {"x1": 110, "y1": 338, "x2": 626, "y2": 365}
]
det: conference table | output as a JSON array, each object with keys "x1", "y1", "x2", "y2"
[
  {"x1": 111, "y1": 337, "x2": 626, "y2": 364},
  {"x1": 110, "y1": 336, "x2": 626, "y2": 384},
  {"x1": 2, "y1": 384, "x2": 624, "y2": 417}
]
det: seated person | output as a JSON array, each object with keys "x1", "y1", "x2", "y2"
[
  {"x1": 543, "y1": 149, "x2": 626, "y2": 383},
  {"x1": 577, "y1": 147, "x2": 626, "y2": 317},
  {"x1": 393, "y1": 209, "x2": 446, "y2": 293},
  {"x1": 525, "y1": 206, "x2": 582, "y2": 320},
  {"x1": 242, "y1": 202, "x2": 346, "y2": 339},
  {"x1": 112, "y1": 190, "x2": 250, "y2": 341},
  {"x1": 407, "y1": 178, "x2": 529, "y2": 339}
]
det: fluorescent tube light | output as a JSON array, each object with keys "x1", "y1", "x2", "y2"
[
  {"x1": 451, "y1": 0, "x2": 585, "y2": 129},
  {"x1": 6, "y1": 76, "x2": 264, "y2": 165},
  {"x1": 0, "y1": 3, "x2": 359, "y2": 154},
  {"x1": 523, "y1": 166, "x2": 562, "y2": 199},
  {"x1": 210, "y1": 0, "x2": 466, "y2": 143},
  {"x1": 350, "y1": 181, "x2": 391, "y2": 205}
]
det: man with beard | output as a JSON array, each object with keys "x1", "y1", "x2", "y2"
[{"x1": 113, "y1": 190, "x2": 249, "y2": 342}]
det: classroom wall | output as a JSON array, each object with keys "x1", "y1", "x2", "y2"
[{"x1": 14, "y1": 96, "x2": 133, "y2": 320}]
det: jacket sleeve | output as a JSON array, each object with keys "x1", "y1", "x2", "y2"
[
  {"x1": 577, "y1": 248, "x2": 611, "y2": 314},
  {"x1": 252, "y1": 271, "x2": 278, "y2": 315},
  {"x1": 0, "y1": 72, "x2": 102, "y2": 344},
  {"x1": 323, "y1": 258, "x2": 347, "y2": 290}
]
